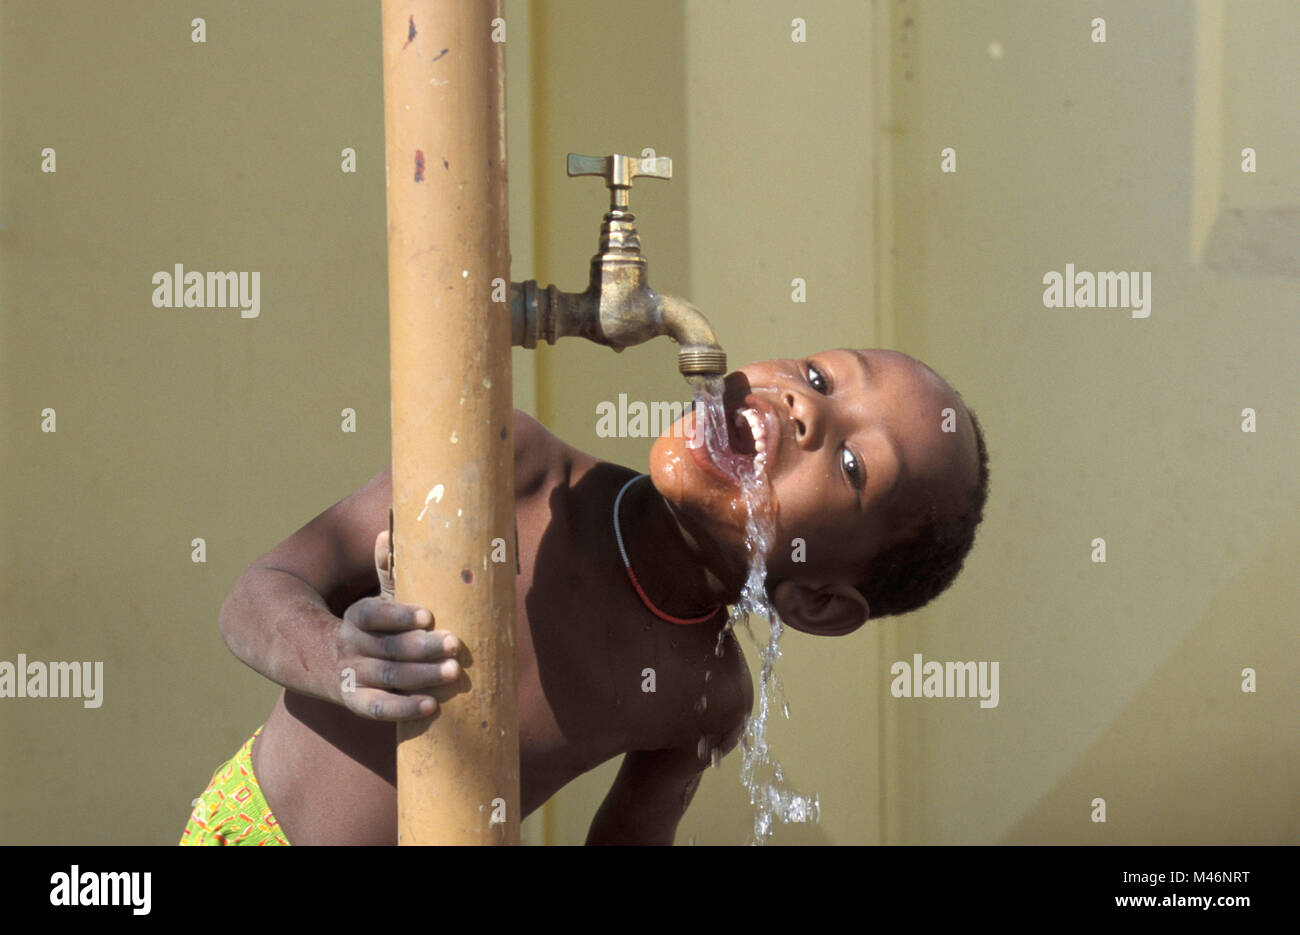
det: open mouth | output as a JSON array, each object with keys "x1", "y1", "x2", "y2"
[{"x1": 687, "y1": 397, "x2": 772, "y2": 483}]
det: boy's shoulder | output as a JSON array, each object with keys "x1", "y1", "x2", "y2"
[{"x1": 513, "y1": 408, "x2": 573, "y2": 496}]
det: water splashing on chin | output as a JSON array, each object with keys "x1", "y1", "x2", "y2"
[{"x1": 691, "y1": 378, "x2": 820, "y2": 845}]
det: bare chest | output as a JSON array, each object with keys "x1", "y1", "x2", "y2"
[{"x1": 510, "y1": 484, "x2": 722, "y2": 813}]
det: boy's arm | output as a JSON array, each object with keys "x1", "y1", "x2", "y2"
[
  {"x1": 585, "y1": 746, "x2": 708, "y2": 845},
  {"x1": 218, "y1": 466, "x2": 456, "y2": 718},
  {"x1": 586, "y1": 666, "x2": 753, "y2": 845},
  {"x1": 219, "y1": 408, "x2": 539, "y2": 718}
]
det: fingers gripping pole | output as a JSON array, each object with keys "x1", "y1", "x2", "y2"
[{"x1": 381, "y1": 0, "x2": 519, "y2": 845}]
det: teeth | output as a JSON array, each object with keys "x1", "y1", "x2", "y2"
[
  {"x1": 742, "y1": 409, "x2": 766, "y2": 451},
  {"x1": 737, "y1": 408, "x2": 768, "y2": 474}
]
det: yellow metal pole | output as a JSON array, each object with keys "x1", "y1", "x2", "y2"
[{"x1": 381, "y1": 0, "x2": 518, "y2": 845}]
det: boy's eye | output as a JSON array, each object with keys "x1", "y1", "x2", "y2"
[
  {"x1": 805, "y1": 362, "x2": 828, "y2": 393},
  {"x1": 841, "y1": 447, "x2": 864, "y2": 490}
]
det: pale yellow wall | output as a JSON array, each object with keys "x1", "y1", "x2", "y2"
[{"x1": 882, "y1": 0, "x2": 1298, "y2": 844}]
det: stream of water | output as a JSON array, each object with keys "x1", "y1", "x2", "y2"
[{"x1": 692, "y1": 379, "x2": 821, "y2": 845}]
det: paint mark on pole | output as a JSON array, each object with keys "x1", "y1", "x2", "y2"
[
  {"x1": 414, "y1": 150, "x2": 425, "y2": 182},
  {"x1": 416, "y1": 484, "x2": 445, "y2": 521},
  {"x1": 432, "y1": 47, "x2": 449, "y2": 62},
  {"x1": 402, "y1": 16, "x2": 416, "y2": 50}
]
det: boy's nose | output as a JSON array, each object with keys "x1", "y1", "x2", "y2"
[{"x1": 782, "y1": 389, "x2": 819, "y2": 447}]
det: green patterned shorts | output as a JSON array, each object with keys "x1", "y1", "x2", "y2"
[{"x1": 180, "y1": 727, "x2": 290, "y2": 846}]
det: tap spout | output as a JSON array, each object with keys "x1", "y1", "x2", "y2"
[
  {"x1": 653, "y1": 292, "x2": 728, "y2": 394},
  {"x1": 509, "y1": 280, "x2": 727, "y2": 393}
]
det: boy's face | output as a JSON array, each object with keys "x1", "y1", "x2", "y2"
[{"x1": 650, "y1": 349, "x2": 979, "y2": 623}]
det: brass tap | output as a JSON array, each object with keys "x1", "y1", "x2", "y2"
[{"x1": 510, "y1": 153, "x2": 727, "y2": 394}]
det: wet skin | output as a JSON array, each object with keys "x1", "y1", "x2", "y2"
[{"x1": 228, "y1": 348, "x2": 977, "y2": 843}]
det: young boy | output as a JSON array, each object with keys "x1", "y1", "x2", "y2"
[{"x1": 181, "y1": 348, "x2": 988, "y2": 845}]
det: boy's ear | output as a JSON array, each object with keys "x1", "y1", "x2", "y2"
[{"x1": 770, "y1": 579, "x2": 870, "y2": 635}]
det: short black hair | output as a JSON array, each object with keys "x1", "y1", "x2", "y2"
[{"x1": 857, "y1": 404, "x2": 990, "y2": 619}]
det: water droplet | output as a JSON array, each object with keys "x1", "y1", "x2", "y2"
[
  {"x1": 697, "y1": 736, "x2": 708, "y2": 760},
  {"x1": 695, "y1": 695, "x2": 708, "y2": 714},
  {"x1": 704, "y1": 670, "x2": 712, "y2": 682},
  {"x1": 711, "y1": 747, "x2": 722, "y2": 768}
]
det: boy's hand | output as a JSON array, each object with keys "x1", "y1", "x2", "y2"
[{"x1": 333, "y1": 529, "x2": 461, "y2": 721}]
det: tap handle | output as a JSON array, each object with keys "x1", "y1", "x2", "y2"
[{"x1": 567, "y1": 153, "x2": 671, "y2": 209}]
